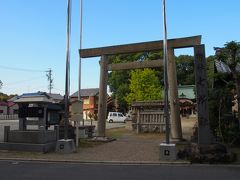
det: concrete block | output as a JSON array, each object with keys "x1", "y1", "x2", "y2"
[
  {"x1": 4, "y1": 126, "x2": 10, "y2": 142},
  {"x1": 0, "y1": 142, "x2": 56, "y2": 153},
  {"x1": 55, "y1": 139, "x2": 76, "y2": 153},
  {"x1": 7, "y1": 130, "x2": 57, "y2": 144},
  {"x1": 159, "y1": 143, "x2": 177, "y2": 161}
]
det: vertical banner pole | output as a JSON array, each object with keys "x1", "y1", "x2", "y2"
[
  {"x1": 64, "y1": 0, "x2": 71, "y2": 140},
  {"x1": 162, "y1": 0, "x2": 170, "y2": 144},
  {"x1": 76, "y1": 0, "x2": 83, "y2": 148}
]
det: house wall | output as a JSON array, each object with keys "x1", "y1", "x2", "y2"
[
  {"x1": 8, "y1": 104, "x2": 19, "y2": 115},
  {"x1": 0, "y1": 105, "x2": 8, "y2": 115},
  {"x1": 70, "y1": 96, "x2": 98, "y2": 120}
]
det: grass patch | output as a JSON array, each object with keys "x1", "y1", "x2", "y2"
[
  {"x1": 106, "y1": 128, "x2": 132, "y2": 139},
  {"x1": 78, "y1": 139, "x2": 105, "y2": 148}
]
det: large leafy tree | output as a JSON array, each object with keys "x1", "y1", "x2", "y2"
[
  {"x1": 175, "y1": 55, "x2": 216, "y2": 86},
  {"x1": 206, "y1": 41, "x2": 240, "y2": 145},
  {"x1": 126, "y1": 69, "x2": 163, "y2": 104},
  {"x1": 215, "y1": 41, "x2": 240, "y2": 124},
  {"x1": 206, "y1": 55, "x2": 216, "y2": 88},
  {"x1": 108, "y1": 52, "x2": 163, "y2": 111},
  {"x1": 108, "y1": 53, "x2": 144, "y2": 111},
  {"x1": 175, "y1": 55, "x2": 195, "y2": 85}
]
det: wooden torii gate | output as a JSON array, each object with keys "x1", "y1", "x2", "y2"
[{"x1": 79, "y1": 35, "x2": 211, "y2": 144}]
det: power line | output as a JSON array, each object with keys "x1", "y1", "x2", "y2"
[
  {"x1": 52, "y1": 87, "x2": 65, "y2": 92},
  {"x1": 0, "y1": 65, "x2": 45, "y2": 72},
  {"x1": 4, "y1": 76, "x2": 45, "y2": 86}
]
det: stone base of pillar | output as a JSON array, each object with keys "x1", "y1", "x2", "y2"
[
  {"x1": 159, "y1": 143, "x2": 177, "y2": 161},
  {"x1": 55, "y1": 139, "x2": 76, "y2": 153}
]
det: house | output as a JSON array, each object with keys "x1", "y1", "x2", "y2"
[
  {"x1": 178, "y1": 85, "x2": 196, "y2": 117},
  {"x1": 6, "y1": 93, "x2": 64, "y2": 115},
  {"x1": 7, "y1": 96, "x2": 19, "y2": 115},
  {"x1": 71, "y1": 88, "x2": 99, "y2": 120},
  {"x1": 0, "y1": 102, "x2": 8, "y2": 115},
  {"x1": 47, "y1": 93, "x2": 64, "y2": 104}
]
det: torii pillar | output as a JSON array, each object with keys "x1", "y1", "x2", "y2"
[
  {"x1": 168, "y1": 48, "x2": 183, "y2": 141},
  {"x1": 97, "y1": 55, "x2": 108, "y2": 137}
]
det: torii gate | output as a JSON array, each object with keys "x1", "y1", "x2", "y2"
[{"x1": 79, "y1": 35, "x2": 211, "y2": 144}]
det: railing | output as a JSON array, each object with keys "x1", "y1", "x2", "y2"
[{"x1": 0, "y1": 114, "x2": 18, "y2": 120}]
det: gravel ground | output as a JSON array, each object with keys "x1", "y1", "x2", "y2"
[{"x1": 0, "y1": 118, "x2": 196, "y2": 162}]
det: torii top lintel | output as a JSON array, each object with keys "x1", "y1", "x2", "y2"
[{"x1": 79, "y1": 35, "x2": 201, "y2": 58}]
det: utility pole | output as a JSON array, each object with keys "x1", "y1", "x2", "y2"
[{"x1": 46, "y1": 68, "x2": 53, "y2": 94}]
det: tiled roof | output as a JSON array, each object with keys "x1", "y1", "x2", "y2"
[
  {"x1": 7, "y1": 96, "x2": 19, "y2": 102},
  {"x1": 21, "y1": 92, "x2": 50, "y2": 98},
  {"x1": 71, "y1": 88, "x2": 99, "y2": 97},
  {"x1": 47, "y1": 93, "x2": 64, "y2": 101},
  {"x1": 7, "y1": 101, "x2": 16, "y2": 107},
  {"x1": 15, "y1": 92, "x2": 52, "y2": 103},
  {"x1": 215, "y1": 60, "x2": 240, "y2": 73},
  {"x1": 0, "y1": 102, "x2": 8, "y2": 106},
  {"x1": 215, "y1": 60, "x2": 231, "y2": 73}
]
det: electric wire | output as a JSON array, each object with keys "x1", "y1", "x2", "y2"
[{"x1": 0, "y1": 65, "x2": 45, "y2": 72}]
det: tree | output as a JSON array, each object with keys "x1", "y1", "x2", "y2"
[
  {"x1": 206, "y1": 55, "x2": 215, "y2": 88},
  {"x1": 108, "y1": 70, "x2": 130, "y2": 111},
  {"x1": 206, "y1": 41, "x2": 240, "y2": 145},
  {"x1": 125, "y1": 69, "x2": 163, "y2": 104},
  {"x1": 175, "y1": 55, "x2": 195, "y2": 85},
  {"x1": 215, "y1": 41, "x2": 240, "y2": 125},
  {"x1": 108, "y1": 52, "x2": 163, "y2": 111},
  {"x1": 0, "y1": 80, "x2": 2, "y2": 89}
]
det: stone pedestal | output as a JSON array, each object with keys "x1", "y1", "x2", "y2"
[
  {"x1": 159, "y1": 143, "x2": 177, "y2": 161},
  {"x1": 56, "y1": 139, "x2": 76, "y2": 153}
]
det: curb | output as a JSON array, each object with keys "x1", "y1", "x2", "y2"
[
  {"x1": 1, "y1": 158, "x2": 240, "y2": 167},
  {"x1": 0, "y1": 158, "x2": 191, "y2": 165}
]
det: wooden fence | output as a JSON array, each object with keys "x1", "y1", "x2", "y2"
[{"x1": 132, "y1": 111, "x2": 166, "y2": 133}]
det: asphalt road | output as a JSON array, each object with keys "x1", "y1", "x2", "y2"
[{"x1": 0, "y1": 161, "x2": 239, "y2": 180}]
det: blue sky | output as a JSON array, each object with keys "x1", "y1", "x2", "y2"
[{"x1": 0, "y1": 0, "x2": 240, "y2": 95}]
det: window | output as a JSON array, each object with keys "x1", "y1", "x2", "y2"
[
  {"x1": 84, "y1": 98, "x2": 90, "y2": 105},
  {"x1": 118, "y1": 113, "x2": 123, "y2": 117},
  {"x1": 113, "y1": 113, "x2": 117, "y2": 117}
]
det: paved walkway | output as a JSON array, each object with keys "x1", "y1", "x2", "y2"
[{"x1": 0, "y1": 118, "x2": 196, "y2": 162}]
